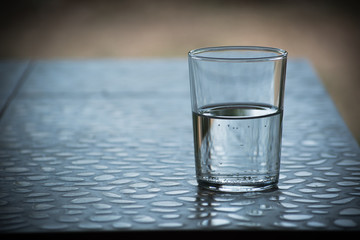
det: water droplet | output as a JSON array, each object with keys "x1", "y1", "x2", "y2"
[
  {"x1": 90, "y1": 215, "x2": 121, "y2": 222},
  {"x1": 306, "y1": 182, "x2": 326, "y2": 188},
  {"x1": 214, "y1": 207, "x2": 242, "y2": 212},
  {"x1": 59, "y1": 176, "x2": 84, "y2": 182},
  {"x1": 307, "y1": 221, "x2": 326, "y2": 228},
  {"x1": 294, "y1": 171, "x2": 312, "y2": 177},
  {"x1": 306, "y1": 159, "x2": 327, "y2": 165},
  {"x1": 62, "y1": 191, "x2": 90, "y2": 197},
  {"x1": 273, "y1": 221, "x2": 297, "y2": 228},
  {"x1": 130, "y1": 194, "x2": 157, "y2": 199},
  {"x1": 92, "y1": 203, "x2": 112, "y2": 209},
  {"x1": 312, "y1": 194, "x2": 338, "y2": 199},
  {"x1": 337, "y1": 181, "x2": 359, "y2": 187},
  {"x1": 282, "y1": 191, "x2": 302, "y2": 197},
  {"x1": 41, "y1": 223, "x2": 69, "y2": 230},
  {"x1": 58, "y1": 216, "x2": 80, "y2": 223},
  {"x1": 151, "y1": 201, "x2": 183, "y2": 207},
  {"x1": 133, "y1": 215, "x2": 156, "y2": 223},
  {"x1": 230, "y1": 199, "x2": 255, "y2": 206},
  {"x1": 129, "y1": 182, "x2": 149, "y2": 188},
  {"x1": 158, "y1": 181, "x2": 180, "y2": 187},
  {"x1": 123, "y1": 172, "x2": 140, "y2": 178},
  {"x1": 110, "y1": 199, "x2": 136, "y2": 204},
  {"x1": 41, "y1": 167, "x2": 56, "y2": 172},
  {"x1": 292, "y1": 198, "x2": 319, "y2": 204},
  {"x1": 311, "y1": 210, "x2": 328, "y2": 214},
  {"x1": 326, "y1": 187, "x2": 341, "y2": 192},
  {"x1": 150, "y1": 208, "x2": 177, "y2": 213},
  {"x1": 161, "y1": 214, "x2": 181, "y2": 219},
  {"x1": 112, "y1": 222, "x2": 132, "y2": 229},
  {"x1": 71, "y1": 197, "x2": 102, "y2": 204},
  {"x1": 119, "y1": 188, "x2": 136, "y2": 194},
  {"x1": 33, "y1": 204, "x2": 55, "y2": 211},
  {"x1": 147, "y1": 188, "x2": 161, "y2": 193},
  {"x1": 102, "y1": 192, "x2": 122, "y2": 198},
  {"x1": 94, "y1": 174, "x2": 115, "y2": 181},
  {"x1": 227, "y1": 214, "x2": 250, "y2": 221},
  {"x1": 72, "y1": 159, "x2": 99, "y2": 165},
  {"x1": 158, "y1": 222, "x2": 183, "y2": 228},
  {"x1": 32, "y1": 157, "x2": 56, "y2": 162},
  {"x1": 78, "y1": 222, "x2": 103, "y2": 229},
  {"x1": 177, "y1": 196, "x2": 196, "y2": 202},
  {"x1": 201, "y1": 218, "x2": 231, "y2": 227},
  {"x1": 110, "y1": 179, "x2": 132, "y2": 185},
  {"x1": 331, "y1": 197, "x2": 354, "y2": 204},
  {"x1": 280, "y1": 202, "x2": 298, "y2": 209},
  {"x1": 298, "y1": 188, "x2": 316, "y2": 193},
  {"x1": 165, "y1": 190, "x2": 190, "y2": 195},
  {"x1": 301, "y1": 140, "x2": 318, "y2": 147},
  {"x1": 282, "y1": 214, "x2": 313, "y2": 221},
  {"x1": 283, "y1": 178, "x2": 306, "y2": 184},
  {"x1": 324, "y1": 172, "x2": 340, "y2": 176},
  {"x1": 24, "y1": 198, "x2": 55, "y2": 203},
  {"x1": 339, "y1": 208, "x2": 360, "y2": 216},
  {"x1": 334, "y1": 219, "x2": 357, "y2": 228},
  {"x1": 51, "y1": 186, "x2": 79, "y2": 192}
]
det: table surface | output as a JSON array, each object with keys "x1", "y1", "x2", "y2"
[{"x1": 0, "y1": 59, "x2": 359, "y2": 233}]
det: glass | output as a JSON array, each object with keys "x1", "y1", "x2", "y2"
[{"x1": 188, "y1": 46, "x2": 288, "y2": 192}]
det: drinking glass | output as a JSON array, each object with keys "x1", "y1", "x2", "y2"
[{"x1": 188, "y1": 46, "x2": 288, "y2": 192}]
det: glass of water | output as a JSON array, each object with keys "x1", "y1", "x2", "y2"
[{"x1": 188, "y1": 46, "x2": 288, "y2": 192}]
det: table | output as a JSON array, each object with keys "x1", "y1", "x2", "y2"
[{"x1": 0, "y1": 59, "x2": 359, "y2": 234}]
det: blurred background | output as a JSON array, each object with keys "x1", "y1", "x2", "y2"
[{"x1": 1, "y1": 0, "x2": 359, "y2": 143}]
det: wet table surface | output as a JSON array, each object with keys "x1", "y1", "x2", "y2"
[{"x1": 0, "y1": 59, "x2": 359, "y2": 234}]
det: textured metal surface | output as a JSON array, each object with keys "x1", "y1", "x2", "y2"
[{"x1": 0, "y1": 59, "x2": 359, "y2": 233}]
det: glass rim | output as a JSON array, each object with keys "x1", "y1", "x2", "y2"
[{"x1": 188, "y1": 46, "x2": 288, "y2": 62}]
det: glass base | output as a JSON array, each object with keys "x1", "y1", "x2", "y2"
[{"x1": 197, "y1": 179, "x2": 278, "y2": 193}]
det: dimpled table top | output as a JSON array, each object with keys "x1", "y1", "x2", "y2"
[{"x1": 0, "y1": 59, "x2": 359, "y2": 233}]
